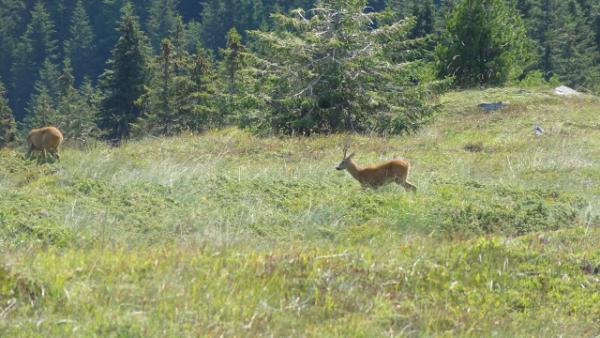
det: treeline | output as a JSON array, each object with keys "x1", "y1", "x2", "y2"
[{"x1": 0, "y1": 0, "x2": 599, "y2": 147}]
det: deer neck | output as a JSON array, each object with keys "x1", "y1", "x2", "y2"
[{"x1": 345, "y1": 159, "x2": 362, "y2": 180}]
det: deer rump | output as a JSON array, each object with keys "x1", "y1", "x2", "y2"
[{"x1": 27, "y1": 126, "x2": 64, "y2": 159}]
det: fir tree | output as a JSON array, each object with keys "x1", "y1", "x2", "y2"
[
  {"x1": 25, "y1": 58, "x2": 60, "y2": 128},
  {"x1": 25, "y1": 86, "x2": 58, "y2": 128},
  {"x1": 10, "y1": 1, "x2": 59, "y2": 120},
  {"x1": 64, "y1": 0, "x2": 96, "y2": 83},
  {"x1": 56, "y1": 58, "x2": 100, "y2": 141},
  {"x1": 0, "y1": 0, "x2": 27, "y2": 83},
  {"x1": 147, "y1": 0, "x2": 179, "y2": 50},
  {"x1": 436, "y1": 0, "x2": 532, "y2": 87},
  {"x1": 98, "y1": 3, "x2": 151, "y2": 140},
  {"x1": 549, "y1": 0, "x2": 600, "y2": 89},
  {"x1": 250, "y1": 0, "x2": 436, "y2": 134},
  {"x1": 221, "y1": 28, "x2": 245, "y2": 95}
]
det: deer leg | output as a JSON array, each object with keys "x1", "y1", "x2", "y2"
[
  {"x1": 49, "y1": 147, "x2": 60, "y2": 160},
  {"x1": 401, "y1": 181, "x2": 417, "y2": 194},
  {"x1": 27, "y1": 144, "x2": 34, "y2": 157}
]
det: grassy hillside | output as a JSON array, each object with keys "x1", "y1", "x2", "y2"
[{"x1": 1, "y1": 87, "x2": 600, "y2": 336}]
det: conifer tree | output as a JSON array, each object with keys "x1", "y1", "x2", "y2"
[
  {"x1": 436, "y1": 0, "x2": 532, "y2": 87},
  {"x1": 147, "y1": 0, "x2": 179, "y2": 50},
  {"x1": 218, "y1": 28, "x2": 256, "y2": 125},
  {"x1": 64, "y1": 0, "x2": 96, "y2": 83},
  {"x1": 56, "y1": 58, "x2": 100, "y2": 141},
  {"x1": 25, "y1": 86, "x2": 58, "y2": 128},
  {"x1": 0, "y1": 0, "x2": 27, "y2": 83},
  {"x1": 549, "y1": 0, "x2": 600, "y2": 89},
  {"x1": 10, "y1": 1, "x2": 59, "y2": 120},
  {"x1": 0, "y1": 80, "x2": 17, "y2": 148},
  {"x1": 98, "y1": 3, "x2": 151, "y2": 140},
  {"x1": 199, "y1": 0, "x2": 227, "y2": 51},
  {"x1": 250, "y1": 0, "x2": 436, "y2": 134},
  {"x1": 221, "y1": 28, "x2": 245, "y2": 95},
  {"x1": 25, "y1": 58, "x2": 60, "y2": 128}
]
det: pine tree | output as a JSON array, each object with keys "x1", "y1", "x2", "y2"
[
  {"x1": 0, "y1": 80, "x2": 17, "y2": 148},
  {"x1": 64, "y1": 0, "x2": 96, "y2": 83},
  {"x1": 436, "y1": 0, "x2": 532, "y2": 87},
  {"x1": 10, "y1": 1, "x2": 59, "y2": 120},
  {"x1": 98, "y1": 3, "x2": 151, "y2": 140}
]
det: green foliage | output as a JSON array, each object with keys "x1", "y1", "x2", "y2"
[
  {"x1": 250, "y1": 0, "x2": 437, "y2": 135},
  {"x1": 54, "y1": 59, "x2": 101, "y2": 142},
  {"x1": 0, "y1": 0, "x2": 26, "y2": 83},
  {"x1": 24, "y1": 87, "x2": 58, "y2": 128},
  {"x1": 98, "y1": 2, "x2": 151, "y2": 140},
  {"x1": 548, "y1": 0, "x2": 600, "y2": 90},
  {"x1": 518, "y1": 70, "x2": 560, "y2": 87},
  {"x1": 436, "y1": 0, "x2": 532, "y2": 87},
  {"x1": 137, "y1": 38, "x2": 220, "y2": 135},
  {"x1": 10, "y1": 1, "x2": 59, "y2": 120},
  {"x1": 63, "y1": 0, "x2": 96, "y2": 84},
  {"x1": 146, "y1": 0, "x2": 179, "y2": 50},
  {"x1": 0, "y1": 81, "x2": 17, "y2": 147},
  {"x1": 217, "y1": 28, "x2": 261, "y2": 127}
]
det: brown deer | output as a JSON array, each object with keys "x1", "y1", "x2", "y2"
[
  {"x1": 336, "y1": 145, "x2": 416, "y2": 193},
  {"x1": 27, "y1": 126, "x2": 64, "y2": 160}
]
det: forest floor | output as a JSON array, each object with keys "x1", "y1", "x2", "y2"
[{"x1": 1, "y1": 87, "x2": 600, "y2": 336}]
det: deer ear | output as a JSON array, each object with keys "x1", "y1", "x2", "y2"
[{"x1": 347, "y1": 152, "x2": 355, "y2": 159}]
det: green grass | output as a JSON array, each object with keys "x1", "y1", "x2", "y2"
[{"x1": 1, "y1": 87, "x2": 600, "y2": 336}]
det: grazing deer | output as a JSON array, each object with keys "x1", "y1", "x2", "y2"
[
  {"x1": 27, "y1": 126, "x2": 64, "y2": 160},
  {"x1": 336, "y1": 145, "x2": 416, "y2": 193}
]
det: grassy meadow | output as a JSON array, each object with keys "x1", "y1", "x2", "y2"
[{"x1": 1, "y1": 87, "x2": 600, "y2": 336}]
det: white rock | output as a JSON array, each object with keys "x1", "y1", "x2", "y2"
[{"x1": 554, "y1": 85, "x2": 581, "y2": 96}]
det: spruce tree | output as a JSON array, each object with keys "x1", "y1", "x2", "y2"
[
  {"x1": 549, "y1": 1, "x2": 600, "y2": 89},
  {"x1": 218, "y1": 28, "x2": 254, "y2": 125},
  {"x1": 436, "y1": 0, "x2": 532, "y2": 87},
  {"x1": 64, "y1": 0, "x2": 96, "y2": 83},
  {"x1": 199, "y1": 0, "x2": 227, "y2": 51},
  {"x1": 56, "y1": 58, "x2": 100, "y2": 141},
  {"x1": 98, "y1": 3, "x2": 151, "y2": 140},
  {"x1": 0, "y1": 0, "x2": 27, "y2": 83},
  {"x1": 147, "y1": 0, "x2": 179, "y2": 50},
  {"x1": 250, "y1": 0, "x2": 436, "y2": 134},
  {"x1": 25, "y1": 58, "x2": 60, "y2": 128},
  {"x1": 25, "y1": 86, "x2": 58, "y2": 128},
  {"x1": 10, "y1": 1, "x2": 59, "y2": 120},
  {"x1": 221, "y1": 28, "x2": 245, "y2": 95},
  {"x1": 0, "y1": 80, "x2": 17, "y2": 148}
]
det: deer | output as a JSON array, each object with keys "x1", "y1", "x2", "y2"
[
  {"x1": 26, "y1": 126, "x2": 64, "y2": 160},
  {"x1": 335, "y1": 144, "x2": 416, "y2": 193}
]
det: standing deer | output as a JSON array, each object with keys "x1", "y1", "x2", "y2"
[
  {"x1": 26, "y1": 126, "x2": 64, "y2": 160},
  {"x1": 336, "y1": 145, "x2": 416, "y2": 193}
]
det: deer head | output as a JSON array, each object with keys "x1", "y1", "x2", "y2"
[{"x1": 336, "y1": 144, "x2": 355, "y2": 170}]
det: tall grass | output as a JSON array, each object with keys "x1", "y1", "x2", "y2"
[{"x1": 1, "y1": 87, "x2": 599, "y2": 336}]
